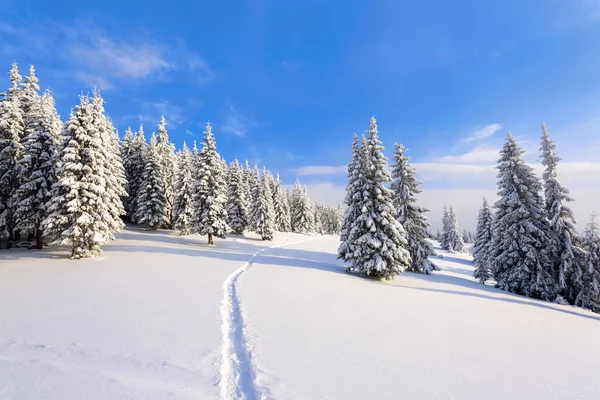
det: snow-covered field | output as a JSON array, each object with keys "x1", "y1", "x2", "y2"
[{"x1": 1, "y1": 227, "x2": 599, "y2": 400}]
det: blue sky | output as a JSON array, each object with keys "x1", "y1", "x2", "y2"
[{"x1": 2, "y1": 0, "x2": 600, "y2": 229}]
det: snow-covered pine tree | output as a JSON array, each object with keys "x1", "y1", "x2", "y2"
[
  {"x1": 173, "y1": 142, "x2": 195, "y2": 235},
  {"x1": 339, "y1": 133, "x2": 365, "y2": 261},
  {"x1": 250, "y1": 168, "x2": 276, "y2": 240},
  {"x1": 135, "y1": 133, "x2": 168, "y2": 230},
  {"x1": 324, "y1": 204, "x2": 343, "y2": 235},
  {"x1": 226, "y1": 158, "x2": 248, "y2": 234},
  {"x1": 192, "y1": 122, "x2": 228, "y2": 245},
  {"x1": 473, "y1": 198, "x2": 493, "y2": 283},
  {"x1": 13, "y1": 91, "x2": 61, "y2": 249},
  {"x1": 155, "y1": 116, "x2": 176, "y2": 228},
  {"x1": 123, "y1": 126, "x2": 147, "y2": 222},
  {"x1": 0, "y1": 63, "x2": 25, "y2": 246},
  {"x1": 313, "y1": 203, "x2": 324, "y2": 235},
  {"x1": 447, "y1": 207, "x2": 467, "y2": 253},
  {"x1": 290, "y1": 180, "x2": 314, "y2": 234},
  {"x1": 272, "y1": 173, "x2": 291, "y2": 232},
  {"x1": 121, "y1": 127, "x2": 134, "y2": 213},
  {"x1": 575, "y1": 214, "x2": 600, "y2": 313},
  {"x1": 440, "y1": 205, "x2": 452, "y2": 251},
  {"x1": 41, "y1": 96, "x2": 112, "y2": 258},
  {"x1": 540, "y1": 122, "x2": 583, "y2": 304},
  {"x1": 391, "y1": 143, "x2": 437, "y2": 274},
  {"x1": 491, "y1": 133, "x2": 556, "y2": 300},
  {"x1": 91, "y1": 91, "x2": 126, "y2": 238},
  {"x1": 342, "y1": 117, "x2": 411, "y2": 279},
  {"x1": 242, "y1": 160, "x2": 253, "y2": 212}
]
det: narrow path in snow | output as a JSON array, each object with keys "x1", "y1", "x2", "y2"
[{"x1": 218, "y1": 236, "x2": 316, "y2": 400}]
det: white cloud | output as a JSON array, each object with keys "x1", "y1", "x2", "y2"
[
  {"x1": 0, "y1": 19, "x2": 213, "y2": 91},
  {"x1": 73, "y1": 72, "x2": 115, "y2": 91},
  {"x1": 438, "y1": 146, "x2": 499, "y2": 164},
  {"x1": 296, "y1": 165, "x2": 347, "y2": 176},
  {"x1": 460, "y1": 124, "x2": 502, "y2": 144}
]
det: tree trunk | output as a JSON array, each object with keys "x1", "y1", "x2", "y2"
[
  {"x1": 35, "y1": 229, "x2": 43, "y2": 250},
  {"x1": 208, "y1": 232, "x2": 214, "y2": 246}
]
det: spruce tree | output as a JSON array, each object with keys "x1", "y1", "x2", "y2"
[
  {"x1": 13, "y1": 91, "x2": 61, "y2": 249},
  {"x1": 313, "y1": 203, "x2": 324, "y2": 235},
  {"x1": 226, "y1": 158, "x2": 248, "y2": 234},
  {"x1": 156, "y1": 116, "x2": 176, "y2": 227},
  {"x1": 473, "y1": 198, "x2": 493, "y2": 283},
  {"x1": 123, "y1": 126, "x2": 147, "y2": 222},
  {"x1": 250, "y1": 168, "x2": 275, "y2": 240},
  {"x1": 540, "y1": 122, "x2": 583, "y2": 303},
  {"x1": 0, "y1": 63, "x2": 25, "y2": 246},
  {"x1": 272, "y1": 173, "x2": 291, "y2": 232},
  {"x1": 91, "y1": 91, "x2": 126, "y2": 238},
  {"x1": 173, "y1": 143, "x2": 195, "y2": 235},
  {"x1": 575, "y1": 215, "x2": 600, "y2": 313},
  {"x1": 440, "y1": 205, "x2": 451, "y2": 251},
  {"x1": 340, "y1": 117, "x2": 411, "y2": 279},
  {"x1": 447, "y1": 207, "x2": 467, "y2": 253},
  {"x1": 242, "y1": 160, "x2": 253, "y2": 212},
  {"x1": 391, "y1": 143, "x2": 437, "y2": 274},
  {"x1": 135, "y1": 133, "x2": 168, "y2": 230},
  {"x1": 339, "y1": 134, "x2": 365, "y2": 261},
  {"x1": 491, "y1": 133, "x2": 556, "y2": 300},
  {"x1": 192, "y1": 122, "x2": 228, "y2": 245},
  {"x1": 290, "y1": 180, "x2": 314, "y2": 234},
  {"x1": 19, "y1": 66, "x2": 39, "y2": 119},
  {"x1": 41, "y1": 96, "x2": 114, "y2": 258}
]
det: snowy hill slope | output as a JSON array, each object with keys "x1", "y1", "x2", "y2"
[{"x1": 1, "y1": 228, "x2": 599, "y2": 400}]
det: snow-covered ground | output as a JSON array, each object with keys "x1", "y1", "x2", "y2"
[{"x1": 1, "y1": 227, "x2": 599, "y2": 400}]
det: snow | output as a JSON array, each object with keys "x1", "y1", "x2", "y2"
[{"x1": 2, "y1": 228, "x2": 600, "y2": 400}]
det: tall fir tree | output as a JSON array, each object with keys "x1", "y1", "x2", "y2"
[
  {"x1": 290, "y1": 180, "x2": 314, "y2": 234},
  {"x1": 340, "y1": 117, "x2": 411, "y2": 279},
  {"x1": 155, "y1": 116, "x2": 176, "y2": 227},
  {"x1": 192, "y1": 122, "x2": 228, "y2": 245},
  {"x1": 41, "y1": 95, "x2": 118, "y2": 258},
  {"x1": 13, "y1": 91, "x2": 61, "y2": 248},
  {"x1": 473, "y1": 198, "x2": 494, "y2": 283},
  {"x1": 540, "y1": 122, "x2": 583, "y2": 303},
  {"x1": 173, "y1": 142, "x2": 195, "y2": 235},
  {"x1": 491, "y1": 133, "x2": 556, "y2": 300},
  {"x1": 250, "y1": 168, "x2": 276, "y2": 240},
  {"x1": 242, "y1": 160, "x2": 253, "y2": 213},
  {"x1": 575, "y1": 215, "x2": 600, "y2": 313},
  {"x1": 0, "y1": 63, "x2": 25, "y2": 246},
  {"x1": 226, "y1": 158, "x2": 248, "y2": 234},
  {"x1": 91, "y1": 91, "x2": 126, "y2": 238},
  {"x1": 447, "y1": 207, "x2": 467, "y2": 253},
  {"x1": 391, "y1": 143, "x2": 437, "y2": 274},
  {"x1": 440, "y1": 205, "x2": 451, "y2": 251},
  {"x1": 313, "y1": 203, "x2": 324, "y2": 235},
  {"x1": 135, "y1": 133, "x2": 168, "y2": 230},
  {"x1": 123, "y1": 125, "x2": 147, "y2": 222},
  {"x1": 272, "y1": 173, "x2": 291, "y2": 232},
  {"x1": 339, "y1": 134, "x2": 365, "y2": 261}
]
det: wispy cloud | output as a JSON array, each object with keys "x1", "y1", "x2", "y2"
[
  {"x1": 221, "y1": 101, "x2": 257, "y2": 137},
  {"x1": 460, "y1": 124, "x2": 502, "y2": 144},
  {"x1": 0, "y1": 19, "x2": 213, "y2": 91},
  {"x1": 295, "y1": 165, "x2": 347, "y2": 176},
  {"x1": 120, "y1": 100, "x2": 185, "y2": 128},
  {"x1": 438, "y1": 146, "x2": 499, "y2": 164}
]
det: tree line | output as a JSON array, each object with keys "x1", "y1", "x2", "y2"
[{"x1": 0, "y1": 63, "x2": 342, "y2": 257}]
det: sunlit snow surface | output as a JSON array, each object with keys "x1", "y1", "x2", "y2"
[{"x1": 1, "y1": 227, "x2": 599, "y2": 399}]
